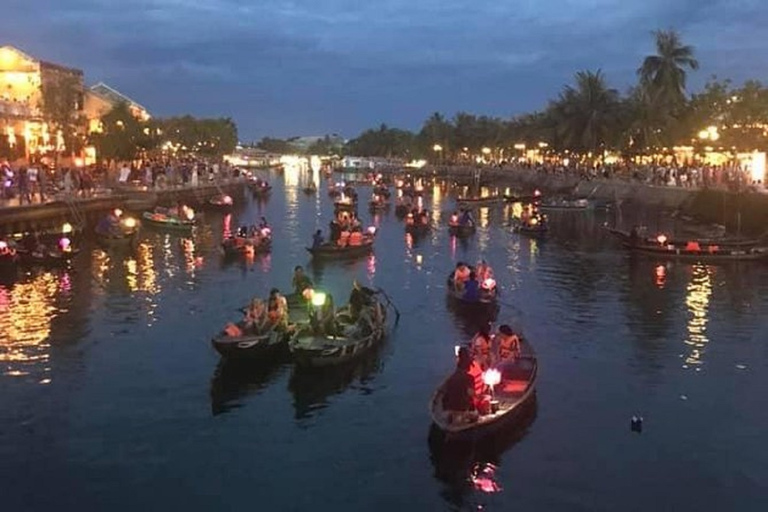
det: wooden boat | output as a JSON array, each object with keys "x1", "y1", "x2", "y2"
[
  {"x1": 607, "y1": 228, "x2": 763, "y2": 249},
  {"x1": 456, "y1": 196, "x2": 503, "y2": 207},
  {"x1": 211, "y1": 324, "x2": 288, "y2": 359},
  {"x1": 221, "y1": 235, "x2": 272, "y2": 257},
  {"x1": 289, "y1": 301, "x2": 387, "y2": 367},
  {"x1": 448, "y1": 222, "x2": 476, "y2": 237},
  {"x1": 539, "y1": 198, "x2": 590, "y2": 211},
  {"x1": 0, "y1": 241, "x2": 19, "y2": 271},
  {"x1": 307, "y1": 238, "x2": 374, "y2": 259},
  {"x1": 369, "y1": 200, "x2": 390, "y2": 212},
  {"x1": 405, "y1": 222, "x2": 431, "y2": 236},
  {"x1": 17, "y1": 247, "x2": 81, "y2": 267},
  {"x1": 430, "y1": 336, "x2": 537, "y2": 440},
  {"x1": 512, "y1": 222, "x2": 548, "y2": 238},
  {"x1": 141, "y1": 211, "x2": 196, "y2": 231},
  {"x1": 250, "y1": 183, "x2": 272, "y2": 197},
  {"x1": 95, "y1": 217, "x2": 140, "y2": 248},
  {"x1": 207, "y1": 195, "x2": 234, "y2": 212},
  {"x1": 302, "y1": 185, "x2": 317, "y2": 195},
  {"x1": 609, "y1": 229, "x2": 768, "y2": 261},
  {"x1": 446, "y1": 274, "x2": 498, "y2": 311}
]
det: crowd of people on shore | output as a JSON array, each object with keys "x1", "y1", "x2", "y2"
[{"x1": 0, "y1": 157, "x2": 243, "y2": 206}]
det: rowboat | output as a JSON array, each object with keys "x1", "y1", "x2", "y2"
[
  {"x1": 211, "y1": 325, "x2": 289, "y2": 359},
  {"x1": 446, "y1": 274, "x2": 498, "y2": 312},
  {"x1": 141, "y1": 211, "x2": 196, "y2": 231},
  {"x1": 607, "y1": 228, "x2": 764, "y2": 249},
  {"x1": 430, "y1": 336, "x2": 537, "y2": 440},
  {"x1": 448, "y1": 222, "x2": 476, "y2": 237},
  {"x1": 16, "y1": 247, "x2": 81, "y2": 267},
  {"x1": 0, "y1": 241, "x2": 19, "y2": 271},
  {"x1": 456, "y1": 196, "x2": 503, "y2": 208},
  {"x1": 307, "y1": 238, "x2": 374, "y2": 259},
  {"x1": 289, "y1": 301, "x2": 387, "y2": 367},
  {"x1": 207, "y1": 195, "x2": 234, "y2": 212},
  {"x1": 302, "y1": 185, "x2": 317, "y2": 195},
  {"x1": 221, "y1": 236, "x2": 272, "y2": 257},
  {"x1": 512, "y1": 222, "x2": 548, "y2": 238},
  {"x1": 95, "y1": 216, "x2": 140, "y2": 248},
  {"x1": 539, "y1": 198, "x2": 590, "y2": 211},
  {"x1": 610, "y1": 230, "x2": 768, "y2": 261},
  {"x1": 250, "y1": 182, "x2": 272, "y2": 197}
]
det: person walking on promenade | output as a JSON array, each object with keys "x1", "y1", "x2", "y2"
[{"x1": 18, "y1": 166, "x2": 30, "y2": 205}]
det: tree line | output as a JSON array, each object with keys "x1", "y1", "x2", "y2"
[{"x1": 340, "y1": 30, "x2": 768, "y2": 162}]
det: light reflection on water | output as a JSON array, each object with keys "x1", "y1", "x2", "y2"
[{"x1": 683, "y1": 264, "x2": 713, "y2": 369}]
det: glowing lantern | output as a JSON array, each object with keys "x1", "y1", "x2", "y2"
[
  {"x1": 122, "y1": 217, "x2": 137, "y2": 229},
  {"x1": 534, "y1": 189, "x2": 541, "y2": 197},
  {"x1": 62, "y1": 222, "x2": 73, "y2": 234},
  {"x1": 450, "y1": 214, "x2": 458, "y2": 225},
  {"x1": 261, "y1": 227, "x2": 271, "y2": 237},
  {"x1": 483, "y1": 368, "x2": 502, "y2": 395},
  {"x1": 367, "y1": 226, "x2": 377, "y2": 236},
  {"x1": 454, "y1": 345, "x2": 460, "y2": 356},
  {"x1": 302, "y1": 288, "x2": 314, "y2": 300},
  {"x1": 482, "y1": 278, "x2": 496, "y2": 291},
  {"x1": 222, "y1": 195, "x2": 233, "y2": 205},
  {"x1": 114, "y1": 208, "x2": 123, "y2": 217},
  {"x1": 184, "y1": 207, "x2": 195, "y2": 221},
  {"x1": 416, "y1": 254, "x2": 423, "y2": 264},
  {"x1": 311, "y1": 291, "x2": 327, "y2": 307},
  {"x1": 530, "y1": 217, "x2": 538, "y2": 226},
  {"x1": 657, "y1": 234, "x2": 668, "y2": 245},
  {"x1": 0, "y1": 240, "x2": 7, "y2": 250},
  {"x1": 59, "y1": 237, "x2": 72, "y2": 252}
]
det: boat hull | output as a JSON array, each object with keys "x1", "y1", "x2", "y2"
[
  {"x1": 307, "y1": 241, "x2": 374, "y2": 259},
  {"x1": 211, "y1": 330, "x2": 287, "y2": 359},
  {"x1": 448, "y1": 224, "x2": 476, "y2": 237},
  {"x1": 141, "y1": 212, "x2": 195, "y2": 232}
]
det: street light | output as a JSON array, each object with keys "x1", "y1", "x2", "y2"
[{"x1": 433, "y1": 144, "x2": 443, "y2": 166}]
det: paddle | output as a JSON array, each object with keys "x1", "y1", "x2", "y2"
[{"x1": 373, "y1": 287, "x2": 401, "y2": 326}]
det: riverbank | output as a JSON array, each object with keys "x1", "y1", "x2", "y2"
[{"x1": 0, "y1": 180, "x2": 246, "y2": 234}]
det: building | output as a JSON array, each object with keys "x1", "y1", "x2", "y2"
[
  {"x1": 0, "y1": 45, "x2": 85, "y2": 161},
  {"x1": 84, "y1": 82, "x2": 150, "y2": 133}
]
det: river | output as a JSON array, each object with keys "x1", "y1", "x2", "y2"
[{"x1": 1, "y1": 169, "x2": 767, "y2": 511}]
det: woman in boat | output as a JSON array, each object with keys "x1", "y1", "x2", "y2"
[
  {"x1": 267, "y1": 289, "x2": 288, "y2": 329},
  {"x1": 244, "y1": 298, "x2": 267, "y2": 334},
  {"x1": 292, "y1": 266, "x2": 313, "y2": 295},
  {"x1": 441, "y1": 346, "x2": 477, "y2": 417},
  {"x1": 496, "y1": 324, "x2": 520, "y2": 362},
  {"x1": 471, "y1": 325, "x2": 494, "y2": 370}
]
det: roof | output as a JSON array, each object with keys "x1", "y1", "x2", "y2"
[
  {"x1": 39, "y1": 60, "x2": 84, "y2": 76},
  {"x1": 89, "y1": 82, "x2": 148, "y2": 112}
]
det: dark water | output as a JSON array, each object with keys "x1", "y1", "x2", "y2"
[{"x1": 2, "y1": 171, "x2": 767, "y2": 511}]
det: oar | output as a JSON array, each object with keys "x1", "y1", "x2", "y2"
[{"x1": 374, "y1": 287, "x2": 401, "y2": 326}]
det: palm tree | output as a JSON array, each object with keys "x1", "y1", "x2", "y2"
[
  {"x1": 638, "y1": 29, "x2": 699, "y2": 109},
  {"x1": 549, "y1": 70, "x2": 621, "y2": 153}
]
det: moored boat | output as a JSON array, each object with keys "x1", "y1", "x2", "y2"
[
  {"x1": 456, "y1": 195, "x2": 503, "y2": 208},
  {"x1": 609, "y1": 229, "x2": 768, "y2": 261},
  {"x1": 430, "y1": 335, "x2": 538, "y2": 440},
  {"x1": 207, "y1": 194, "x2": 235, "y2": 212},
  {"x1": 446, "y1": 271, "x2": 498, "y2": 311},
  {"x1": 250, "y1": 180, "x2": 272, "y2": 197},
  {"x1": 221, "y1": 233, "x2": 272, "y2": 257},
  {"x1": 95, "y1": 210, "x2": 140, "y2": 248},
  {"x1": 539, "y1": 198, "x2": 590, "y2": 211},
  {"x1": 512, "y1": 220, "x2": 548, "y2": 238}
]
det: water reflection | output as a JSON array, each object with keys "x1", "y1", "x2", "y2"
[
  {"x1": 0, "y1": 271, "x2": 62, "y2": 381},
  {"x1": 287, "y1": 342, "x2": 388, "y2": 423},
  {"x1": 683, "y1": 265, "x2": 713, "y2": 370},
  {"x1": 428, "y1": 397, "x2": 537, "y2": 509},
  {"x1": 210, "y1": 358, "x2": 290, "y2": 416}
]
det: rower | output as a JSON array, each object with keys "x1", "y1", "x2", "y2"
[
  {"x1": 441, "y1": 346, "x2": 476, "y2": 414},
  {"x1": 312, "y1": 229, "x2": 324, "y2": 249},
  {"x1": 462, "y1": 271, "x2": 480, "y2": 303}
]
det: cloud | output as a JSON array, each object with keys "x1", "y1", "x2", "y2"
[{"x1": 4, "y1": 0, "x2": 768, "y2": 138}]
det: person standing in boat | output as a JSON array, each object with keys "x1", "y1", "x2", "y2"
[
  {"x1": 312, "y1": 229, "x2": 324, "y2": 249},
  {"x1": 292, "y1": 266, "x2": 313, "y2": 296},
  {"x1": 460, "y1": 209, "x2": 474, "y2": 226},
  {"x1": 441, "y1": 346, "x2": 476, "y2": 417}
]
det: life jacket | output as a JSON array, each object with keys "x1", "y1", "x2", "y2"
[
  {"x1": 686, "y1": 241, "x2": 701, "y2": 251},
  {"x1": 468, "y1": 361, "x2": 486, "y2": 400},
  {"x1": 349, "y1": 231, "x2": 363, "y2": 246},
  {"x1": 224, "y1": 323, "x2": 243, "y2": 337}
]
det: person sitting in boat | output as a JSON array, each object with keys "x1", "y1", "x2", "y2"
[
  {"x1": 348, "y1": 280, "x2": 375, "y2": 321},
  {"x1": 449, "y1": 211, "x2": 460, "y2": 227},
  {"x1": 329, "y1": 220, "x2": 341, "y2": 242},
  {"x1": 267, "y1": 288, "x2": 288, "y2": 329},
  {"x1": 243, "y1": 298, "x2": 267, "y2": 334},
  {"x1": 476, "y1": 259, "x2": 493, "y2": 282},
  {"x1": 460, "y1": 209, "x2": 474, "y2": 226},
  {"x1": 471, "y1": 325, "x2": 494, "y2": 370},
  {"x1": 462, "y1": 271, "x2": 481, "y2": 303},
  {"x1": 405, "y1": 212, "x2": 415, "y2": 226},
  {"x1": 292, "y1": 266, "x2": 313, "y2": 295},
  {"x1": 441, "y1": 346, "x2": 476, "y2": 416},
  {"x1": 452, "y1": 262, "x2": 471, "y2": 291},
  {"x1": 496, "y1": 324, "x2": 520, "y2": 362},
  {"x1": 312, "y1": 229, "x2": 324, "y2": 249}
]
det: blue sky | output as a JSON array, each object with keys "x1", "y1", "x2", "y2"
[{"x1": 5, "y1": 0, "x2": 768, "y2": 140}]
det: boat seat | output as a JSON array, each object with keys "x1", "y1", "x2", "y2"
[{"x1": 500, "y1": 380, "x2": 528, "y2": 394}]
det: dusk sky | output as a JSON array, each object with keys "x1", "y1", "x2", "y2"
[{"x1": 6, "y1": 0, "x2": 768, "y2": 141}]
